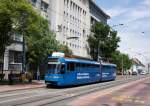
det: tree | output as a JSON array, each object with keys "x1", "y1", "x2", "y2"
[
  {"x1": 111, "y1": 51, "x2": 132, "y2": 74},
  {"x1": 0, "y1": 4, "x2": 13, "y2": 60},
  {"x1": 26, "y1": 17, "x2": 59, "y2": 76},
  {"x1": 0, "y1": 0, "x2": 61, "y2": 79},
  {"x1": 87, "y1": 22, "x2": 120, "y2": 61},
  {"x1": 0, "y1": 0, "x2": 38, "y2": 60}
]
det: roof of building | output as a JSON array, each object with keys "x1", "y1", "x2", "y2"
[
  {"x1": 90, "y1": 0, "x2": 110, "y2": 19},
  {"x1": 132, "y1": 58, "x2": 145, "y2": 67}
]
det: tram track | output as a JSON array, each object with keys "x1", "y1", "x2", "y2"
[
  {"x1": 10, "y1": 75, "x2": 149, "y2": 106},
  {"x1": 39, "y1": 75, "x2": 150, "y2": 106}
]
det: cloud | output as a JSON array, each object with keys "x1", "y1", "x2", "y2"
[
  {"x1": 106, "y1": 7, "x2": 128, "y2": 17},
  {"x1": 96, "y1": 0, "x2": 150, "y2": 64},
  {"x1": 141, "y1": 0, "x2": 150, "y2": 6},
  {"x1": 101, "y1": 0, "x2": 150, "y2": 64},
  {"x1": 118, "y1": 30, "x2": 150, "y2": 64},
  {"x1": 122, "y1": 6, "x2": 150, "y2": 23}
]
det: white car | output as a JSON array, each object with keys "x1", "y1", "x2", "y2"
[{"x1": 140, "y1": 71, "x2": 147, "y2": 75}]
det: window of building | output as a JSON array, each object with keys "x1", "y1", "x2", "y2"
[
  {"x1": 31, "y1": 0, "x2": 37, "y2": 6},
  {"x1": 67, "y1": 0, "x2": 69, "y2": 8},
  {"x1": 70, "y1": 1, "x2": 72, "y2": 10},
  {"x1": 9, "y1": 51, "x2": 22, "y2": 63},
  {"x1": 41, "y1": 1, "x2": 49, "y2": 12}
]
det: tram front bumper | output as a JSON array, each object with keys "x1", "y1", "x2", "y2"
[{"x1": 45, "y1": 74, "x2": 64, "y2": 85}]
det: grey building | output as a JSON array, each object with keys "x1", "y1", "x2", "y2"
[
  {"x1": 89, "y1": 0, "x2": 110, "y2": 25},
  {"x1": 3, "y1": 34, "x2": 23, "y2": 79}
]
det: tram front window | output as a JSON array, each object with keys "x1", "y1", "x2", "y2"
[{"x1": 47, "y1": 64, "x2": 65, "y2": 74}]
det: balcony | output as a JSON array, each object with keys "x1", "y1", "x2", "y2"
[{"x1": 9, "y1": 63, "x2": 22, "y2": 71}]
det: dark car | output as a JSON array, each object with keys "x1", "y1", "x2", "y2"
[{"x1": 132, "y1": 72, "x2": 138, "y2": 75}]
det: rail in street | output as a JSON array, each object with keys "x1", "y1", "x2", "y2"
[{"x1": 0, "y1": 75, "x2": 149, "y2": 106}]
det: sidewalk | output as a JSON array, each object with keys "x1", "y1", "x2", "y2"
[{"x1": 0, "y1": 80, "x2": 46, "y2": 93}]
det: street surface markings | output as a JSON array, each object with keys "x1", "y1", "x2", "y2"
[
  {"x1": 111, "y1": 95, "x2": 145, "y2": 105},
  {"x1": 65, "y1": 93, "x2": 76, "y2": 97}
]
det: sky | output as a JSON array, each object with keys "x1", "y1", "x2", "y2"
[{"x1": 96, "y1": 0, "x2": 150, "y2": 64}]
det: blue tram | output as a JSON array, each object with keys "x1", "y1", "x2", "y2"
[{"x1": 45, "y1": 57, "x2": 116, "y2": 86}]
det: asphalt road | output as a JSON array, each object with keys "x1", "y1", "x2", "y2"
[
  {"x1": 0, "y1": 75, "x2": 149, "y2": 106},
  {"x1": 70, "y1": 76, "x2": 150, "y2": 106}
]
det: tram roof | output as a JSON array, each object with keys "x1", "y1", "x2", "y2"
[
  {"x1": 64, "y1": 58, "x2": 99, "y2": 65},
  {"x1": 102, "y1": 63, "x2": 117, "y2": 67},
  {"x1": 48, "y1": 57, "x2": 116, "y2": 67}
]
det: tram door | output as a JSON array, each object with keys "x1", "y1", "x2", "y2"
[{"x1": 64, "y1": 62, "x2": 76, "y2": 85}]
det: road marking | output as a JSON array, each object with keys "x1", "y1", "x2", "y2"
[
  {"x1": 111, "y1": 96, "x2": 145, "y2": 104},
  {"x1": 65, "y1": 93, "x2": 76, "y2": 97}
]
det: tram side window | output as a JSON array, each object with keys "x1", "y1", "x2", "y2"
[
  {"x1": 76, "y1": 63, "x2": 80, "y2": 71},
  {"x1": 67, "y1": 62, "x2": 75, "y2": 71}
]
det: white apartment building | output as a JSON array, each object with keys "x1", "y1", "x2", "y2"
[
  {"x1": 30, "y1": 0, "x2": 109, "y2": 58},
  {"x1": 48, "y1": 0, "x2": 110, "y2": 58},
  {"x1": 49, "y1": 0, "x2": 91, "y2": 58},
  {"x1": 30, "y1": 0, "x2": 50, "y2": 20}
]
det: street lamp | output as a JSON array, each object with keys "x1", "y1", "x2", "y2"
[
  {"x1": 67, "y1": 36, "x2": 79, "y2": 40},
  {"x1": 112, "y1": 24, "x2": 124, "y2": 28}
]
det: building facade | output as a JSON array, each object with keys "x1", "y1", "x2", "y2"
[
  {"x1": 49, "y1": 0, "x2": 109, "y2": 58},
  {"x1": 49, "y1": 0, "x2": 91, "y2": 57},
  {"x1": 2, "y1": 0, "x2": 109, "y2": 78},
  {"x1": 89, "y1": 0, "x2": 110, "y2": 25},
  {"x1": 131, "y1": 58, "x2": 145, "y2": 74},
  {"x1": 3, "y1": 34, "x2": 23, "y2": 79},
  {"x1": 30, "y1": 0, "x2": 109, "y2": 58},
  {"x1": 30, "y1": 0, "x2": 50, "y2": 20}
]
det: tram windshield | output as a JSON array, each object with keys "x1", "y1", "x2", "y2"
[{"x1": 47, "y1": 64, "x2": 65, "y2": 74}]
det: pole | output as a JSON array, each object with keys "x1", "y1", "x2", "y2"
[
  {"x1": 22, "y1": 36, "x2": 26, "y2": 73},
  {"x1": 97, "y1": 40, "x2": 100, "y2": 62},
  {"x1": 148, "y1": 64, "x2": 150, "y2": 74},
  {"x1": 122, "y1": 55, "x2": 124, "y2": 75}
]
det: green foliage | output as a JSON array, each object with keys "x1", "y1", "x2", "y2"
[
  {"x1": 111, "y1": 51, "x2": 132, "y2": 73},
  {"x1": 0, "y1": 3, "x2": 13, "y2": 57},
  {"x1": 58, "y1": 44, "x2": 73, "y2": 56},
  {"x1": 0, "y1": 0, "x2": 62, "y2": 72},
  {"x1": 26, "y1": 17, "x2": 59, "y2": 66},
  {"x1": 0, "y1": 0, "x2": 38, "y2": 59},
  {"x1": 87, "y1": 22, "x2": 120, "y2": 61},
  {"x1": 26, "y1": 16, "x2": 72, "y2": 67}
]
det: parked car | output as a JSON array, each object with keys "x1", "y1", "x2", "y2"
[
  {"x1": 132, "y1": 72, "x2": 138, "y2": 75},
  {"x1": 140, "y1": 71, "x2": 147, "y2": 75}
]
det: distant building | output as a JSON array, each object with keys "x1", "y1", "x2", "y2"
[{"x1": 131, "y1": 58, "x2": 145, "y2": 74}]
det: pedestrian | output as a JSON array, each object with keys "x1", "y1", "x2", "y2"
[{"x1": 9, "y1": 71, "x2": 13, "y2": 85}]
